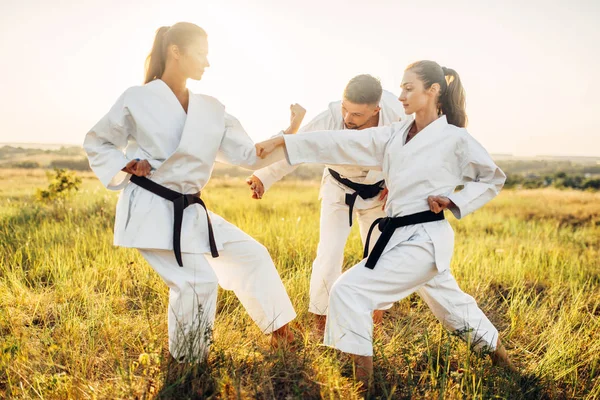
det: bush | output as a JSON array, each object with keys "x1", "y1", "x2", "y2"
[{"x1": 35, "y1": 169, "x2": 82, "y2": 202}]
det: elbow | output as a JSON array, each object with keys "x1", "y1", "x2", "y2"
[{"x1": 495, "y1": 167, "x2": 507, "y2": 191}]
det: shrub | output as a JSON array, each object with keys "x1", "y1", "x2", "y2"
[{"x1": 35, "y1": 168, "x2": 82, "y2": 202}]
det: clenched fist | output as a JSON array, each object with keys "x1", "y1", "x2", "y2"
[
  {"x1": 285, "y1": 103, "x2": 307, "y2": 134},
  {"x1": 427, "y1": 195, "x2": 454, "y2": 214},
  {"x1": 256, "y1": 136, "x2": 285, "y2": 159},
  {"x1": 246, "y1": 175, "x2": 265, "y2": 199},
  {"x1": 122, "y1": 159, "x2": 152, "y2": 177}
]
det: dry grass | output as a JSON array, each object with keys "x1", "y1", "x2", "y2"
[{"x1": 0, "y1": 172, "x2": 598, "y2": 399}]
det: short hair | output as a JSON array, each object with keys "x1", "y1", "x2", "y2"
[{"x1": 343, "y1": 74, "x2": 383, "y2": 105}]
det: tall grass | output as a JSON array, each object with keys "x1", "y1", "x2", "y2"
[{"x1": 0, "y1": 170, "x2": 598, "y2": 399}]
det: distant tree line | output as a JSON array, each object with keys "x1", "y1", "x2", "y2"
[
  {"x1": 496, "y1": 160, "x2": 600, "y2": 176},
  {"x1": 5, "y1": 159, "x2": 91, "y2": 171},
  {"x1": 504, "y1": 171, "x2": 600, "y2": 191}
]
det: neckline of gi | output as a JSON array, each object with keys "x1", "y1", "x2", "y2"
[
  {"x1": 152, "y1": 79, "x2": 190, "y2": 116},
  {"x1": 402, "y1": 115, "x2": 448, "y2": 146}
]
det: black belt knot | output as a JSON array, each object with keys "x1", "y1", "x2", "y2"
[
  {"x1": 362, "y1": 210, "x2": 445, "y2": 270},
  {"x1": 130, "y1": 175, "x2": 219, "y2": 267},
  {"x1": 328, "y1": 168, "x2": 385, "y2": 226}
]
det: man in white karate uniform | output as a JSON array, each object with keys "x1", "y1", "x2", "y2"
[{"x1": 246, "y1": 75, "x2": 407, "y2": 333}]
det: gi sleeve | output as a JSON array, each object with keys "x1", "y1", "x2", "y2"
[
  {"x1": 283, "y1": 124, "x2": 396, "y2": 170},
  {"x1": 83, "y1": 91, "x2": 135, "y2": 191},
  {"x1": 253, "y1": 109, "x2": 334, "y2": 192},
  {"x1": 216, "y1": 112, "x2": 287, "y2": 170},
  {"x1": 447, "y1": 133, "x2": 506, "y2": 219}
]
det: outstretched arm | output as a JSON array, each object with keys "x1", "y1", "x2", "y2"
[
  {"x1": 217, "y1": 104, "x2": 306, "y2": 170},
  {"x1": 248, "y1": 106, "x2": 334, "y2": 198},
  {"x1": 256, "y1": 124, "x2": 396, "y2": 170}
]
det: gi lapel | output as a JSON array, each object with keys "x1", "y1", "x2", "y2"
[{"x1": 397, "y1": 115, "x2": 449, "y2": 156}]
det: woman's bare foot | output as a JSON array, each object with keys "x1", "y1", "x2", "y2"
[
  {"x1": 372, "y1": 310, "x2": 384, "y2": 326},
  {"x1": 490, "y1": 339, "x2": 517, "y2": 373},
  {"x1": 270, "y1": 323, "x2": 295, "y2": 349},
  {"x1": 352, "y1": 354, "x2": 373, "y2": 392}
]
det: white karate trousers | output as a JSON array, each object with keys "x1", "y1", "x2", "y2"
[
  {"x1": 309, "y1": 199, "x2": 385, "y2": 315},
  {"x1": 324, "y1": 225, "x2": 498, "y2": 356},
  {"x1": 140, "y1": 233, "x2": 296, "y2": 361}
]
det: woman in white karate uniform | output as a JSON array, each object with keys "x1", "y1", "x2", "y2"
[
  {"x1": 84, "y1": 22, "x2": 302, "y2": 362},
  {"x1": 256, "y1": 60, "x2": 514, "y2": 386}
]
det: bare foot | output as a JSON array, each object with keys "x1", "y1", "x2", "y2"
[
  {"x1": 313, "y1": 314, "x2": 326, "y2": 338},
  {"x1": 270, "y1": 324, "x2": 295, "y2": 350},
  {"x1": 373, "y1": 310, "x2": 384, "y2": 326},
  {"x1": 352, "y1": 354, "x2": 373, "y2": 394},
  {"x1": 490, "y1": 339, "x2": 518, "y2": 373}
]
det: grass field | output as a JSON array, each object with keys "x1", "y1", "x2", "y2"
[{"x1": 0, "y1": 169, "x2": 598, "y2": 399}]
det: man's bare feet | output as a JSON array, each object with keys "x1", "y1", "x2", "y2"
[{"x1": 314, "y1": 314, "x2": 327, "y2": 338}]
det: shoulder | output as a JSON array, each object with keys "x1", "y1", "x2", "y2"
[
  {"x1": 326, "y1": 100, "x2": 343, "y2": 122},
  {"x1": 391, "y1": 119, "x2": 412, "y2": 134},
  {"x1": 194, "y1": 93, "x2": 223, "y2": 106},
  {"x1": 193, "y1": 93, "x2": 226, "y2": 109},
  {"x1": 116, "y1": 85, "x2": 146, "y2": 103},
  {"x1": 299, "y1": 104, "x2": 338, "y2": 132}
]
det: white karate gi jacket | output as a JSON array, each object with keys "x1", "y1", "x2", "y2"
[
  {"x1": 84, "y1": 79, "x2": 285, "y2": 254},
  {"x1": 254, "y1": 90, "x2": 407, "y2": 209},
  {"x1": 283, "y1": 116, "x2": 506, "y2": 271}
]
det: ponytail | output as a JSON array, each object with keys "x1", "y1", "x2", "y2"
[
  {"x1": 440, "y1": 67, "x2": 467, "y2": 128},
  {"x1": 144, "y1": 26, "x2": 170, "y2": 84},
  {"x1": 406, "y1": 61, "x2": 468, "y2": 128},
  {"x1": 144, "y1": 23, "x2": 207, "y2": 84}
]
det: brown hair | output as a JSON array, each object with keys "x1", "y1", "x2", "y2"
[
  {"x1": 144, "y1": 22, "x2": 207, "y2": 84},
  {"x1": 405, "y1": 60, "x2": 467, "y2": 127},
  {"x1": 343, "y1": 74, "x2": 383, "y2": 105}
]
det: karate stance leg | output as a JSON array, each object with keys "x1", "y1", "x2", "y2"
[
  {"x1": 418, "y1": 273, "x2": 515, "y2": 369},
  {"x1": 417, "y1": 270, "x2": 498, "y2": 351},
  {"x1": 324, "y1": 236, "x2": 437, "y2": 387},
  {"x1": 309, "y1": 200, "x2": 353, "y2": 315},
  {"x1": 208, "y1": 237, "x2": 296, "y2": 336},
  {"x1": 140, "y1": 250, "x2": 219, "y2": 362},
  {"x1": 324, "y1": 237, "x2": 438, "y2": 357}
]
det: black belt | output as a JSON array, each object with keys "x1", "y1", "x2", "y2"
[
  {"x1": 363, "y1": 210, "x2": 445, "y2": 270},
  {"x1": 327, "y1": 168, "x2": 384, "y2": 226},
  {"x1": 130, "y1": 175, "x2": 219, "y2": 267}
]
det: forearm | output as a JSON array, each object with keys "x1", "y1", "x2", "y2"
[
  {"x1": 253, "y1": 158, "x2": 299, "y2": 191},
  {"x1": 283, "y1": 129, "x2": 384, "y2": 169},
  {"x1": 447, "y1": 168, "x2": 506, "y2": 219}
]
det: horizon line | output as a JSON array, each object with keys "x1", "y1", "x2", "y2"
[{"x1": 1, "y1": 142, "x2": 599, "y2": 160}]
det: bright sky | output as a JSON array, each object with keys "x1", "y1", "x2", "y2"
[{"x1": 1, "y1": 0, "x2": 599, "y2": 156}]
